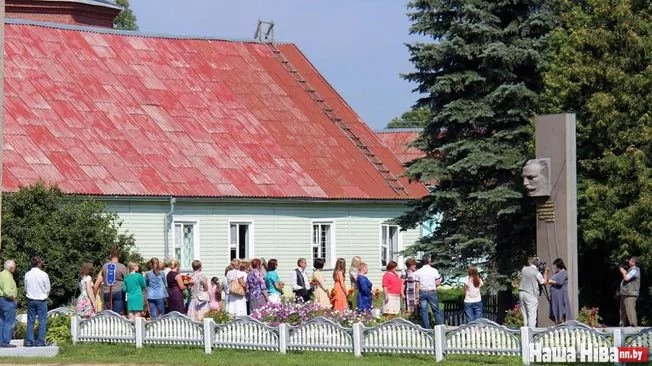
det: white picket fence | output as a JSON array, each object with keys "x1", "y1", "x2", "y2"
[{"x1": 61, "y1": 308, "x2": 652, "y2": 365}]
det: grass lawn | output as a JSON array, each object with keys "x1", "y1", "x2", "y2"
[
  {"x1": 0, "y1": 343, "x2": 525, "y2": 366},
  {"x1": 0, "y1": 344, "x2": 619, "y2": 365}
]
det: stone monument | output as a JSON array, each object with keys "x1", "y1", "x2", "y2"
[{"x1": 522, "y1": 114, "x2": 578, "y2": 327}]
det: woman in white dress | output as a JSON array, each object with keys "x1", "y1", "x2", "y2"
[
  {"x1": 226, "y1": 259, "x2": 248, "y2": 316},
  {"x1": 349, "y1": 256, "x2": 362, "y2": 309},
  {"x1": 76, "y1": 262, "x2": 96, "y2": 318}
]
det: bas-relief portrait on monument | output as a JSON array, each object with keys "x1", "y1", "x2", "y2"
[{"x1": 522, "y1": 158, "x2": 551, "y2": 197}]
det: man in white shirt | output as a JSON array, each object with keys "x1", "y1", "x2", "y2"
[
  {"x1": 291, "y1": 258, "x2": 312, "y2": 303},
  {"x1": 24, "y1": 256, "x2": 50, "y2": 347},
  {"x1": 415, "y1": 255, "x2": 443, "y2": 328},
  {"x1": 519, "y1": 257, "x2": 545, "y2": 328}
]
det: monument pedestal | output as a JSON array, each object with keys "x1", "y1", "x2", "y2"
[{"x1": 533, "y1": 114, "x2": 578, "y2": 327}]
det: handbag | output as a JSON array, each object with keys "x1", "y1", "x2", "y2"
[
  {"x1": 198, "y1": 291, "x2": 210, "y2": 303},
  {"x1": 229, "y1": 278, "x2": 246, "y2": 296}
]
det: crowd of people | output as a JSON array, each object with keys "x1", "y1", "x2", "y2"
[
  {"x1": 6, "y1": 248, "x2": 639, "y2": 346},
  {"x1": 0, "y1": 248, "x2": 488, "y2": 344},
  {"x1": 69, "y1": 250, "x2": 484, "y2": 331},
  {"x1": 217, "y1": 254, "x2": 468, "y2": 328}
]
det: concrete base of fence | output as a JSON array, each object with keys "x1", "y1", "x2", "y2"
[{"x1": 0, "y1": 340, "x2": 60, "y2": 357}]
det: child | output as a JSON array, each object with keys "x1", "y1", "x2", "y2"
[
  {"x1": 123, "y1": 261, "x2": 146, "y2": 320},
  {"x1": 209, "y1": 277, "x2": 222, "y2": 311},
  {"x1": 356, "y1": 263, "x2": 373, "y2": 313}
]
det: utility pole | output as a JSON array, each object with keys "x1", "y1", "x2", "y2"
[{"x1": 0, "y1": 0, "x2": 5, "y2": 251}]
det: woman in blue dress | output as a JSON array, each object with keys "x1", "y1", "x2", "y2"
[
  {"x1": 546, "y1": 258, "x2": 572, "y2": 324},
  {"x1": 356, "y1": 263, "x2": 373, "y2": 313}
]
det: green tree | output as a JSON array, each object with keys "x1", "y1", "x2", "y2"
[
  {"x1": 0, "y1": 182, "x2": 141, "y2": 309},
  {"x1": 397, "y1": 0, "x2": 554, "y2": 291},
  {"x1": 114, "y1": 0, "x2": 138, "y2": 31},
  {"x1": 541, "y1": 0, "x2": 652, "y2": 325},
  {"x1": 386, "y1": 107, "x2": 433, "y2": 128}
]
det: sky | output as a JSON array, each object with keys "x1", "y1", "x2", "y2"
[{"x1": 128, "y1": 0, "x2": 425, "y2": 130}]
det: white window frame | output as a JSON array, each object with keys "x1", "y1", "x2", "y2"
[
  {"x1": 380, "y1": 223, "x2": 402, "y2": 270},
  {"x1": 170, "y1": 218, "x2": 201, "y2": 272},
  {"x1": 228, "y1": 221, "x2": 254, "y2": 260},
  {"x1": 311, "y1": 221, "x2": 336, "y2": 268}
]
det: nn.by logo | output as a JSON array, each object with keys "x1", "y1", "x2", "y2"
[{"x1": 529, "y1": 343, "x2": 648, "y2": 363}]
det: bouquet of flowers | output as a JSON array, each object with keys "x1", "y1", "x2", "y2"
[
  {"x1": 346, "y1": 288, "x2": 356, "y2": 305},
  {"x1": 181, "y1": 274, "x2": 193, "y2": 286},
  {"x1": 373, "y1": 288, "x2": 382, "y2": 300}
]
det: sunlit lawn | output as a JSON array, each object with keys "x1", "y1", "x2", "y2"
[
  {"x1": 0, "y1": 343, "x2": 622, "y2": 365},
  {"x1": 0, "y1": 343, "x2": 524, "y2": 365}
]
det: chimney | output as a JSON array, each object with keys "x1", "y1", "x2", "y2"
[{"x1": 6, "y1": 0, "x2": 122, "y2": 28}]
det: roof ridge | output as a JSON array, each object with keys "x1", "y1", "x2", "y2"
[
  {"x1": 375, "y1": 128, "x2": 424, "y2": 133},
  {"x1": 5, "y1": 18, "x2": 295, "y2": 44}
]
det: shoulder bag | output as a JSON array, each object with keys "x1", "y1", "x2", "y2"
[{"x1": 229, "y1": 276, "x2": 246, "y2": 296}]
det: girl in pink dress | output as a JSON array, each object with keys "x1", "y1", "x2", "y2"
[{"x1": 209, "y1": 277, "x2": 222, "y2": 311}]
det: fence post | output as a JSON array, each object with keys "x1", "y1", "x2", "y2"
[
  {"x1": 203, "y1": 318, "x2": 214, "y2": 354},
  {"x1": 134, "y1": 317, "x2": 144, "y2": 348},
  {"x1": 352, "y1": 322, "x2": 363, "y2": 357},
  {"x1": 434, "y1": 324, "x2": 445, "y2": 362},
  {"x1": 612, "y1": 328, "x2": 623, "y2": 366},
  {"x1": 520, "y1": 326, "x2": 531, "y2": 366},
  {"x1": 278, "y1": 323, "x2": 288, "y2": 354},
  {"x1": 70, "y1": 316, "x2": 79, "y2": 344}
]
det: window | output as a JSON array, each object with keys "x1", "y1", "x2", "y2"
[
  {"x1": 174, "y1": 222, "x2": 196, "y2": 270},
  {"x1": 312, "y1": 223, "x2": 332, "y2": 265},
  {"x1": 381, "y1": 224, "x2": 399, "y2": 267},
  {"x1": 230, "y1": 223, "x2": 251, "y2": 260}
]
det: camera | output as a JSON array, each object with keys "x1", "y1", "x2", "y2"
[{"x1": 536, "y1": 260, "x2": 547, "y2": 297}]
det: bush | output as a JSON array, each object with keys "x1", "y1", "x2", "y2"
[
  {"x1": 504, "y1": 303, "x2": 523, "y2": 328},
  {"x1": 206, "y1": 309, "x2": 232, "y2": 324},
  {"x1": 13, "y1": 316, "x2": 71, "y2": 344},
  {"x1": 438, "y1": 287, "x2": 464, "y2": 302},
  {"x1": 1, "y1": 182, "x2": 142, "y2": 309},
  {"x1": 577, "y1": 307, "x2": 603, "y2": 327},
  {"x1": 13, "y1": 322, "x2": 29, "y2": 339}
]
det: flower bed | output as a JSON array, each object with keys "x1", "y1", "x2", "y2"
[{"x1": 249, "y1": 301, "x2": 384, "y2": 327}]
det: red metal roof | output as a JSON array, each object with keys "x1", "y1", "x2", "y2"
[
  {"x1": 376, "y1": 129, "x2": 425, "y2": 164},
  {"x1": 3, "y1": 21, "x2": 428, "y2": 200}
]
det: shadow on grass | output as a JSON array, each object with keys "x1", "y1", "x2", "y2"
[{"x1": 0, "y1": 343, "x2": 530, "y2": 366}]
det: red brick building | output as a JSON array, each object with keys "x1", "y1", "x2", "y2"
[{"x1": 6, "y1": 0, "x2": 121, "y2": 28}]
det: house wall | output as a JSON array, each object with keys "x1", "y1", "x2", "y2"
[{"x1": 105, "y1": 199, "x2": 421, "y2": 294}]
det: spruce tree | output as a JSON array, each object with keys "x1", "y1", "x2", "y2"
[
  {"x1": 541, "y1": 0, "x2": 652, "y2": 324},
  {"x1": 398, "y1": 0, "x2": 554, "y2": 290}
]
